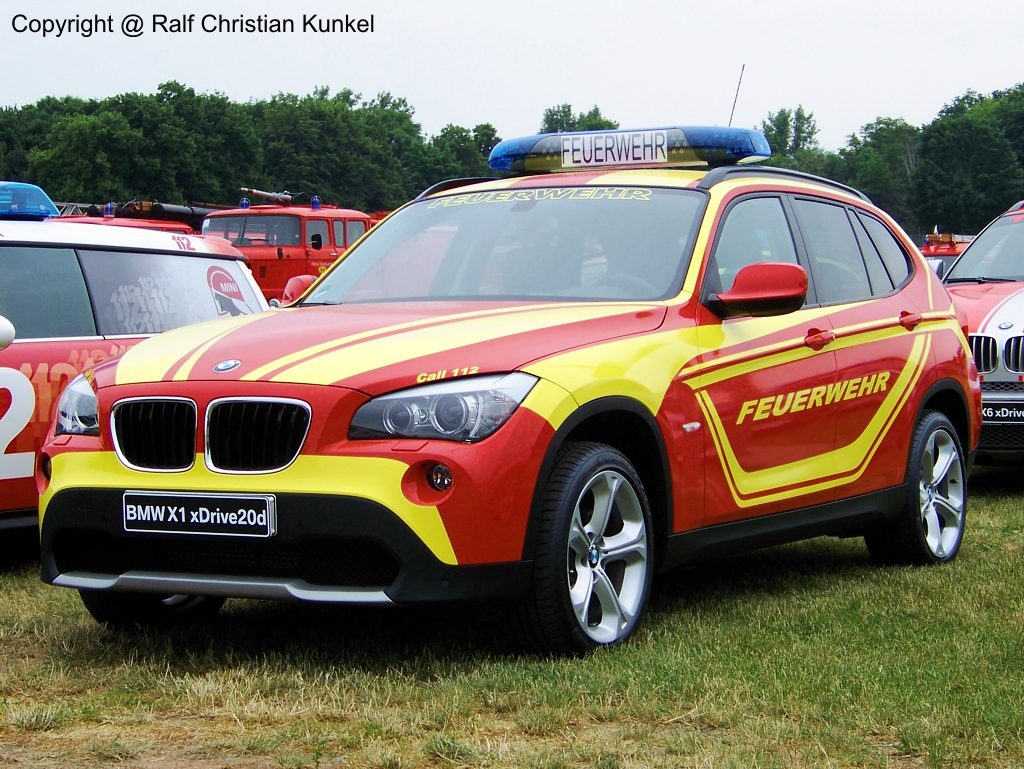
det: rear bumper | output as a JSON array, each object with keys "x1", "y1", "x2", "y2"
[{"x1": 40, "y1": 488, "x2": 532, "y2": 604}]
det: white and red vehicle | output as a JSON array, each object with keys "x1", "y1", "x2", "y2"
[
  {"x1": 0, "y1": 182, "x2": 267, "y2": 534},
  {"x1": 943, "y1": 201, "x2": 1024, "y2": 459}
]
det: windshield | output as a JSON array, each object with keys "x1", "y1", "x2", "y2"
[
  {"x1": 202, "y1": 215, "x2": 302, "y2": 248},
  {"x1": 303, "y1": 186, "x2": 705, "y2": 304},
  {"x1": 946, "y1": 215, "x2": 1024, "y2": 281}
]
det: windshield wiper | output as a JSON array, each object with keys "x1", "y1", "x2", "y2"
[{"x1": 945, "y1": 276, "x2": 1017, "y2": 283}]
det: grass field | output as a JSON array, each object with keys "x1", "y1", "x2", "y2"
[{"x1": 2, "y1": 465, "x2": 1023, "y2": 768}]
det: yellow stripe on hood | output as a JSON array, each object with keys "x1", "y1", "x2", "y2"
[
  {"x1": 114, "y1": 312, "x2": 271, "y2": 386},
  {"x1": 269, "y1": 304, "x2": 657, "y2": 385},
  {"x1": 242, "y1": 302, "x2": 593, "y2": 382}
]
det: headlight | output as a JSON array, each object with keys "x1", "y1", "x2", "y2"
[
  {"x1": 349, "y1": 373, "x2": 538, "y2": 443},
  {"x1": 55, "y1": 374, "x2": 99, "y2": 436}
]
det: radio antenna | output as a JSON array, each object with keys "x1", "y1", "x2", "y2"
[{"x1": 728, "y1": 64, "x2": 746, "y2": 127}]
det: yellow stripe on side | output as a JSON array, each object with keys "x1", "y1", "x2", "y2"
[
  {"x1": 921, "y1": 311, "x2": 969, "y2": 357},
  {"x1": 115, "y1": 313, "x2": 269, "y2": 386},
  {"x1": 40, "y1": 452, "x2": 458, "y2": 565},
  {"x1": 677, "y1": 308, "x2": 836, "y2": 382},
  {"x1": 680, "y1": 312, "x2": 957, "y2": 385},
  {"x1": 695, "y1": 333, "x2": 931, "y2": 507},
  {"x1": 524, "y1": 326, "x2": 702, "y2": 416}
]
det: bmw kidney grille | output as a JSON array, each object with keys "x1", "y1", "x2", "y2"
[
  {"x1": 205, "y1": 399, "x2": 311, "y2": 472},
  {"x1": 969, "y1": 335, "x2": 998, "y2": 374},
  {"x1": 112, "y1": 400, "x2": 197, "y2": 471},
  {"x1": 112, "y1": 398, "x2": 310, "y2": 472}
]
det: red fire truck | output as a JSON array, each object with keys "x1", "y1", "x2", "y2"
[
  {"x1": 57, "y1": 200, "x2": 221, "y2": 234},
  {"x1": 201, "y1": 189, "x2": 380, "y2": 303},
  {"x1": 920, "y1": 231, "x2": 973, "y2": 278}
]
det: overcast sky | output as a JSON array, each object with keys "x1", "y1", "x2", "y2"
[{"x1": 2, "y1": 0, "x2": 1021, "y2": 151}]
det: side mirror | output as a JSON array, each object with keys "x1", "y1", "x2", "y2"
[
  {"x1": 707, "y1": 262, "x2": 808, "y2": 319},
  {"x1": 310, "y1": 233, "x2": 323, "y2": 251},
  {"x1": 281, "y1": 274, "x2": 317, "y2": 305},
  {"x1": 927, "y1": 257, "x2": 947, "y2": 279},
  {"x1": 0, "y1": 316, "x2": 14, "y2": 351}
]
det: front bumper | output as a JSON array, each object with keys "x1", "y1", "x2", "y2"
[
  {"x1": 0, "y1": 508, "x2": 37, "y2": 532},
  {"x1": 41, "y1": 488, "x2": 532, "y2": 604},
  {"x1": 978, "y1": 386, "x2": 1024, "y2": 454}
]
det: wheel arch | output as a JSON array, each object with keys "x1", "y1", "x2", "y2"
[
  {"x1": 522, "y1": 396, "x2": 673, "y2": 568},
  {"x1": 917, "y1": 379, "x2": 972, "y2": 454}
]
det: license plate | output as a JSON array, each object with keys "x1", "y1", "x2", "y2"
[
  {"x1": 123, "y1": 491, "x2": 276, "y2": 537},
  {"x1": 982, "y1": 403, "x2": 1024, "y2": 423}
]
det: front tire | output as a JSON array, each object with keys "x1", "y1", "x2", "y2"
[
  {"x1": 79, "y1": 590, "x2": 225, "y2": 628},
  {"x1": 514, "y1": 443, "x2": 654, "y2": 654},
  {"x1": 865, "y1": 410, "x2": 966, "y2": 565}
]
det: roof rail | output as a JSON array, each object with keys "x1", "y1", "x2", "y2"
[
  {"x1": 697, "y1": 165, "x2": 872, "y2": 204},
  {"x1": 415, "y1": 177, "x2": 496, "y2": 201}
]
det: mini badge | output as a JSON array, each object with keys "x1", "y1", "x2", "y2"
[
  {"x1": 207, "y1": 266, "x2": 254, "y2": 317},
  {"x1": 213, "y1": 359, "x2": 241, "y2": 373}
]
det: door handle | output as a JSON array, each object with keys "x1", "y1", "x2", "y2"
[
  {"x1": 899, "y1": 311, "x2": 923, "y2": 330},
  {"x1": 804, "y1": 328, "x2": 836, "y2": 350}
]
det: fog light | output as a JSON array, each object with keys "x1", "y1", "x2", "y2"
[
  {"x1": 40, "y1": 453, "x2": 51, "y2": 480},
  {"x1": 428, "y1": 463, "x2": 453, "y2": 492}
]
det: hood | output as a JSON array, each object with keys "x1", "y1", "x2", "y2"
[
  {"x1": 945, "y1": 281, "x2": 1024, "y2": 335},
  {"x1": 97, "y1": 300, "x2": 667, "y2": 395}
]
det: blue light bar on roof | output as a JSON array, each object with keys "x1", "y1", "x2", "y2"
[
  {"x1": 488, "y1": 126, "x2": 771, "y2": 173},
  {"x1": 0, "y1": 181, "x2": 59, "y2": 220}
]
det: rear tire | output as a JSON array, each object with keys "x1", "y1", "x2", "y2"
[
  {"x1": 79, "y1": 591, "x2": 225, "y2": 628},
  {"x1": 513, "y1": 442, "x2": 654, "y2": 654},
  {"x1": 865, "y1": 410, "x2": 966, "y2": 565}
]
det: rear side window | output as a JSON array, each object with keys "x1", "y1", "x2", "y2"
[
  {"x1": 859, "y1": 213, "x2": 911, "y2": 286},
  {"x1": 851, "y1": 214, "x2": 895, "y2": 294},
  {"x1": 707, "y1": 197, "x2": 799, "y2": 295},
  {"x1": 326, "y1": 219, "x2": 372, "y2": 249},
  {"x1": 0, "y1": 246, "x2": 96, "y2": 339},
  {"x1": 346, "y1": 219, "x2": 367, "y2": 246},
  {"x1": 793, "y1": 199, "x2": 871, "y2": 304},
  {"x1": 79, "y1": 250, "x2": 262, "y2": 335}
]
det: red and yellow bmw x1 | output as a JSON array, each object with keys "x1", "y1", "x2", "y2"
[{"x1": 38, "y1": 127, "x2": 980, "y2": 653}]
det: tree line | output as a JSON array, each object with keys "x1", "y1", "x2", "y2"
[
  {"x1": 2, "y1": 80, "x2": 1022, "y2": 236},
  {"x1": 0, "y1": 82, "x2": 502, "y2": 212},
  {"x1": 758, "y1": 86, "x2": 1024, "y2": 236}
]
